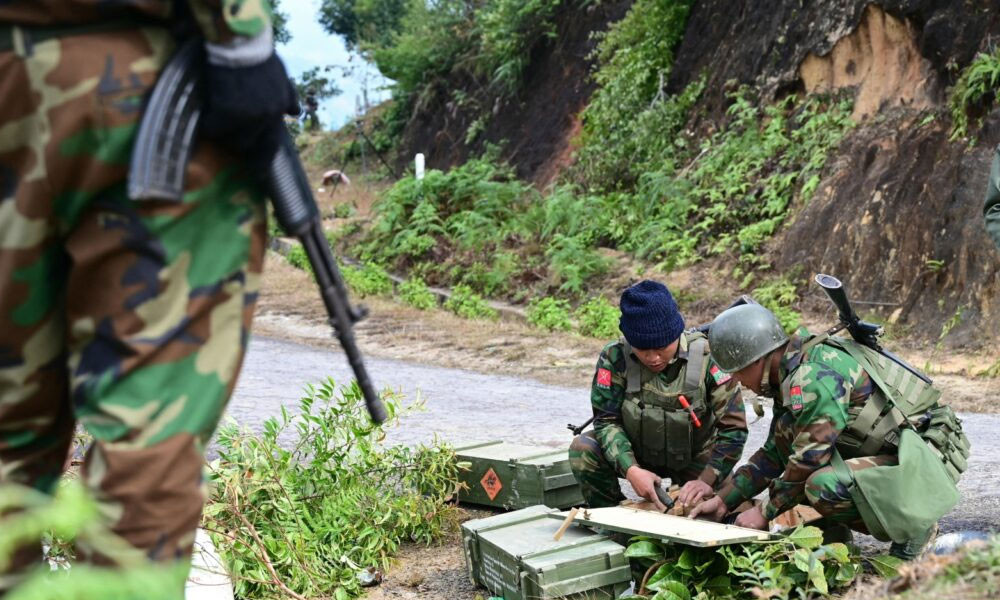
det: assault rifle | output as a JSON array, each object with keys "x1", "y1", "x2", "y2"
[
  {"x1": 814, "y1": 273, "x2": 932, "y2": 385},
  {"x1": 128, "y1": 40, "x2": 386, "y2": 423}
]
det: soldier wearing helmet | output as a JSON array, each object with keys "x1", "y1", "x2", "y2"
[{"x1": 690, "y1": 304, "x2": 952, "y2": 560}]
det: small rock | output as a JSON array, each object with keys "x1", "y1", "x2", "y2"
[
  {"x1": 357, "y1": 566, "x2": 384, "y2": 587},
  {"x1": 933, "y1": 531, "x2": 990, "y2": 555}
]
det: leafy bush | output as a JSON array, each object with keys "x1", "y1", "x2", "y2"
[
  {"x1": 342, "y1": 262, "x2": 394, "y2": 297},
  {"x1": 285, "y1": 244, "x2": 311, "y2": 272},
  {"x1": 575, "y1": 296, "x2": 620, "y2": 339},
  {"x1": 0, "y1": 483, "x2": 187, "y2": 600},
  {"x1": 575, "y1": 0, "x2": 695, "y2": 190},
  {"x1": 399, "y1": 277, "x2": 438, "y2": 310},
  {"x1": 622, "y1": 526, "x2": 859, "y2": 599},
  {"x1": 332, "y1": 202, "x2": 355, "y2": 219},
  {"x1": 950, "y1": 46, "x2": 1000, "y2": 140},
  {"x1": 205, "y1": 380, "x2": 461, "y2": 599},
  {"x1": 752, "y1": 275, "x2": 802, "y2": 332},
  {"x1": 444, "y1": 285, "x2": 499, "y2": 320},
  {"x1": 526, "y1": 297, "x2": 574, "y2": 332}
]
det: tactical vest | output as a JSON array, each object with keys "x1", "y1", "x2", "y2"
[
  {"x1": 784, "y1": 334, "x2": 970, "y2": 482},
  {"x1": 620, "y1": 332, "x2": 714, "y2": 472}
]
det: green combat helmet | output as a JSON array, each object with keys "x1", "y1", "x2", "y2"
[{"x1": 708, "y1": 304, "x2": 789, "y2": 372}]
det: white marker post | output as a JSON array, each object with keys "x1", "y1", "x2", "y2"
[{"x1": 415, "y1": 153, "x2": 425, "y2": 181}]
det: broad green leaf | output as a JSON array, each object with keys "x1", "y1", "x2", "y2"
[
  {"x1": 645, "y1": 564, "x2": 676, "y2": 589},
  {"x1": 819, "y1": 542, "x2": 850, "y2": 564},
  {"x1": 659, "y1": 580, "x2": 691, "y2": 600},
  {"x1": 677, "y1": 547, "x2": 695, "y2": 571},
  {"x1": 835, "y1": 562, "x2": 859, "y2": 583},
  {"x1": 868, "y1": 554, "x2": 904, "y2": 578},
  {"x1": 652, "y1": 591, "x2": 684, "y2": 600},
  {"x1": 808, "y1": 557, "x2": 828, "y2": 594},
  {"x1": 792, "y1": 548, "x2": 811, "y2": 573},
  {"x1": 625, "y1": 540, "x2": 665, "y2": 559},
  {"x1": 787, "y1": 525, "x2": 823, "y2": 549}
]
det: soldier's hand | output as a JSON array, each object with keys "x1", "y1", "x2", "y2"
[
  {"x1": 625, "y1": 466, "x2": 667, "y2": 511},
  {"x1": 688, "y1": 495, "x2": 727, "y2": 522},
  {"x1": 678, "y1": 479, "x2": 712, "y2": 507},
  {"x1": 734, "y1": 505, "x2": 768, "y2": 530}
]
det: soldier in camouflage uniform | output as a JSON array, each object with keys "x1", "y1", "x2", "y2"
[
  {"x1": 984, "y1": 144, "x2": 1000, "y2": 248},
  {"x1": 691, "y1": 304, "x2": 960, "y2": 560},
  {"x1": 0, "y1": 0, "x2": 293, "y2": 591},
  {"x1": 568, "y1": 281, "x2": 747, "y2": 510}
]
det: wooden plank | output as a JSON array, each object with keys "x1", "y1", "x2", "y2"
[{"x1": 550, "y1": 507, "x2": 772, "y2": 547}]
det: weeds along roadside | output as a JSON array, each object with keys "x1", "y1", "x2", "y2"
[{"x1": 0, "y1": 381, "x2": 464, "y2": 600}]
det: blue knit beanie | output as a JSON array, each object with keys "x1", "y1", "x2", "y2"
[{"x1": 618, "y1": 280, "x2": 685, "y2": 349}]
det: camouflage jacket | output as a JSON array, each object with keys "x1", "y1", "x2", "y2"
[
  {"x1": 590, "y1": 333, "x2": 747, "y2": 484},
  {"x1": 717, "y1": 333, "x2": 875, "y2": 520},
  {"x1": 984, "y1": 144, "x2": 1000, "y2": 249},
  {"x1": 0, "y1": 1, "x2": 272, "y2": 43}
]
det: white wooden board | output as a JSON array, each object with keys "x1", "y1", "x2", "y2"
[{"x1": 550, "y1": 507, "x2": 772, "y2": 547}]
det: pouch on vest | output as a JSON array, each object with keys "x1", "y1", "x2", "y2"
[
  {"x1": 665, "y1": 410, "x2": 693, "y2": 469},
  {"x1": 640, "y1": 404, "x2": 667, "y2": 466},
  {"x1": 832, "y1": 429, "x2": 959, "y2": 543}
]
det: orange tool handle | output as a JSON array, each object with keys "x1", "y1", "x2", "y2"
[{"x1": 678, "y1": 395, "x2": 702, "y2": 428}]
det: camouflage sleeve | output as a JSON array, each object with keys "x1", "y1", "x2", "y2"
[
  {"x1": 591, "y1": 343, "x2": 638, "y2": 477},
  {"x1": 695, "y1": 358, "x2": 747, "y2": 485},
  {"x1": 759, "y1": 366, "x2": 852, "y2": 520},
  {"x1": 187, "y1": 0, "x2": 273, "y2": 45},
  {"x1": 984, "y1": 144, "x2": 1000, "y2": 249},
  {"x1": 717, "y1": 408, "x2": 791, "y2": 509}
]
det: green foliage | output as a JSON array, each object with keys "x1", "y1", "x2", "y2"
[
  {"x1": 319, "y1": 0, "x2": 410, "y2": 50},
  {"x1": 206, "y1": 380, "x2": 461, "y2": 599},
  {"x1": 399, "y1": 277, "x2": 438, "y2": 310},
  {"x1": 342, "y1": 262, "x2": 394, "y2": 297},
  {"x1": 752, "y1": 275, "x2": 802, "y2": 332},
  {"x1": 526, "y1": 297, "x2": 574, "y2": 332},
  {"x1": 332, "y1": 202, "x2": 356, "y2": 219},
  {"x1": 285, "y1": 244, "x2": 312, "y2": 272},
  {"x1": 949, "y1": 46, "x2": 1000, "y2": 140},
  {"x1": 575, "y1": 296, "x2": 620, "y2": 339},
  {"x1": 0, "y1": 483, "x2": 186, "y2": 599},
  {"x1": 624, "y1": 526, "x2": 859, "y2": 599},
  {"x1": 444, "y1": 285, "x2": 499, "y2": 320},
  {"x1": 270, "y1": 0, "x2": 290, "y2": 44},
  {"x1": 575, "y1": 0, "x2": 695, "y2": 189},
  {"x1": 477, "y1": 0, "x2": 563, "y2": 92}
]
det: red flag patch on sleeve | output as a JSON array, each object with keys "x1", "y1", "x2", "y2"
[
  {"x1": 790, "y1": 385, "x2": 803, "y2": 410},
  {"x1": 596, "y1": 368, "x2": 612, "y2": 388},
  {"x1": 710, "y1": 365, "x2": 732, "y2": 385}
]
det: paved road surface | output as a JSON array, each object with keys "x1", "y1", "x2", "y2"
[{"x1": 227, "y1": 336, "x2": 1000, "y2": 533}]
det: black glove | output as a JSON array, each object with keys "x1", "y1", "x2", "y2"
[{"x1": 200, "y1": 52, "x2": 300, "y2": 172}]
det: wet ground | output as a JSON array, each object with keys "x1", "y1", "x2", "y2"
[{"x1": 222, "y1": 335, "x2": 1000, "y2": 599}]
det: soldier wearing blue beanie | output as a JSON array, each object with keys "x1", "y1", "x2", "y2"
[{"x1": 568, "y1": 280, "x2": 748, "y2": 512}]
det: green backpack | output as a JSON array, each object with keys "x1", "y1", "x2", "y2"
[{"x1": 805, "y1": 335, "x2": 969, "y2": 543}]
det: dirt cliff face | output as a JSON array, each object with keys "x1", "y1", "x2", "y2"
[{"x1": 666, "y1": 1, "x2": 1000, "y2": 342}]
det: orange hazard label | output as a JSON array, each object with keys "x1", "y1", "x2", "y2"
[{"x1": 480, "y1": 467, "x2": 503, "y2": 501}]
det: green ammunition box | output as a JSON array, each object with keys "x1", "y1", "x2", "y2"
[
  {"x1": 456, "y1": 441, "x2": 585, "y2": 510},
  {"x1": 461, "y1": 505, "x2": 631, "y2": 600}
]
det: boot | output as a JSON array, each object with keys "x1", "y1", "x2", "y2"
[
  {"x1": 889, "y1": 523, "x2": 939, "y2": 561},
  {"x1": 821, "y1": 523, "x2": 854, "y2": 545}
]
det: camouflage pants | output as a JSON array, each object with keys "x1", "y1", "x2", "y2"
[
  {"x1": 803, "y1": 454, "x2": 898, "y2": 533},
  {"x1": 0, "y1": 25, "x2": 266, "y2": 587},
  {"x1": 568, "y1": 431, "x2": 707, "y2": 507}
]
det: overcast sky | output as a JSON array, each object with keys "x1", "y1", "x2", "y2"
[{"x1": 277, "y1": 0, "x2": 391, "y2": 130}]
